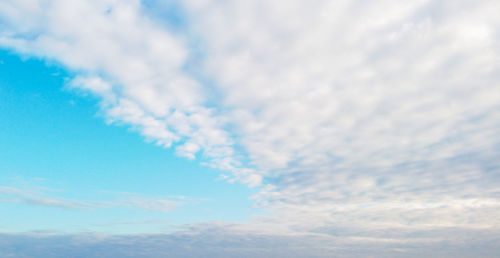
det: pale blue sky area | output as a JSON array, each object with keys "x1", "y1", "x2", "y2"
[{"x1": 0, "y1": 49, "x2": 259, "y2": 234}]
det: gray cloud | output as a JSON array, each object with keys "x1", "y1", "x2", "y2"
[{"x1": 0, "y1": 224, "x2": 499, "y2": 258}]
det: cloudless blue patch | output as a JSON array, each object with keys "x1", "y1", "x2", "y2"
[{"x1": 140, "y1": 0, "x2": 187, "y2": 31}]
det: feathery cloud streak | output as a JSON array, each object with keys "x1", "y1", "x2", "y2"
[{"x1": 0, "y1": 185, "x2": 179, "y2": 212}]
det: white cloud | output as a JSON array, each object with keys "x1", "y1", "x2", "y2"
[
  {"x1": 182, "y1": 0, "x2": 500, "y2": 231},
  {"x1": 0, "y1": 185, "x2": 179, "y2": 212},
  {"x1": 0, "y1": 0, "x2": 253, "y2": 183},
  {"x1": 0, "y1": 186, "x2": 100, "y2": 209},
  {"x1": 1, "y1": 0, "x2": 500, "y2": 250}
]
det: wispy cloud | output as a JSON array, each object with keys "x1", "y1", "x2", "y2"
[
  {"x1": 0, "y1": 186, "x2": 180, "y2": 212},
  {"x1": 0, "y1": 186, "x2": 100, "y2": 209}
]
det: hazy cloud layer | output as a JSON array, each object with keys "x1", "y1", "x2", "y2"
[
  {"x1": 1, "y1": 0, "x2": 500, "y2": 255},
  {"x1": 1, "y1": 225, "x2": 500, "y2": 258}
]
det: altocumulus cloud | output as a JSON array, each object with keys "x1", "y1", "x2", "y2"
[{"x1": 1, "y1": 0, "x2": 500, "y2": 257}]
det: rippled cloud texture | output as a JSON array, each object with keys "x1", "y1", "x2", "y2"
[{"x1": 1, "y1": 0, "x2": 499, "y2": 256}]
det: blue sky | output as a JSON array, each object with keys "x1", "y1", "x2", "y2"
[
  {"x1": 0, "y1": 49, "x2": 259, "y2": 234},
  {"x1": 1, "y1": 0, "x2": 500, "y2": 257}
]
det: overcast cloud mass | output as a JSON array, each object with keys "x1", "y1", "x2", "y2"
[{"x1": 0, "y1": 0, "x2": 499, "y2": 257}]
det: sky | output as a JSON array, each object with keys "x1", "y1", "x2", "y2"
[{"x1": 0, "y1": 0, "x2": 499, "y2": 257}]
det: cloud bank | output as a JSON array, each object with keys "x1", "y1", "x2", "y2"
[
  {"x1": 1, "y1": 0, "x2": 499, "y2": 255},
  {"x1": 1, "y1": 225, "x2": 500, "y2": 258}
]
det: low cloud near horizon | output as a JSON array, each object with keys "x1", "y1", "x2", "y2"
[
  {"x1": 0, "y1": 0, "x2": 499, "y2": 257},
  {"x1": 1, "y1": 225, "x2": 500, "y2": 258}
]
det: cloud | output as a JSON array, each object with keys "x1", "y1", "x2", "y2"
[
  {"x1": 0, "y1": 0, "x2": 259, "y2": 185},
  {"x1": 0, "y1": 186, "x2": 100, "y2": 209},
  {"x1": 1, "y1": 0, "x2": 500, "y2": 253},
  {"x1": 0, "y1": 224, "x2": 500, "y2": 257},
  {"x1": 0, "y1": 186, "x2": 179, "y2": 212},
  {"x1": 181, "y1": 0, "x2": 500, "y2": 232}
]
